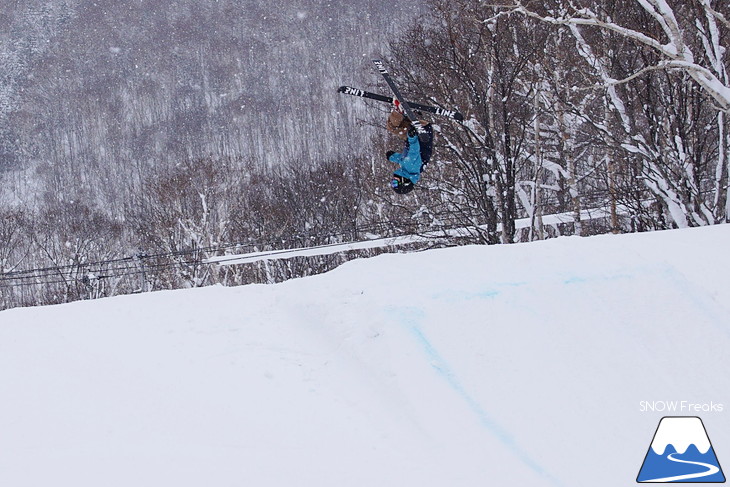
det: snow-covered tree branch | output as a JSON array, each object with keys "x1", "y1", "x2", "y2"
[{"x1": 496, "y1": 0, "x2": 730, "y2": 112}]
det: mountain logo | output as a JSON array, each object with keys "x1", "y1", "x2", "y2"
[{"x1": 637, "y1": 416, "x2": 725, "y2": 483}]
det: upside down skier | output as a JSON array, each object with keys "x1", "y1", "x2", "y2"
[{"x1": 385, "y1": 104, "x2": 433, "y2": 195}]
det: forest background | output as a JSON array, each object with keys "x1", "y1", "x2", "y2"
[{"x1": 1, "y1": 0, "x2": 728, "y2": 309}]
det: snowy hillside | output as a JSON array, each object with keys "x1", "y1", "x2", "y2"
[{"x1": 2, "y1": 226, "x2": 730, "y2": 487}]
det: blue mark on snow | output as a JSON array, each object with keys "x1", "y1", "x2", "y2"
[
  {"x1": 393, "y1": 307, "x2": 564, "y2": 487},
  {"x1": 562, "y1": 272, "x2": 633, "y2": 285},
  {"x1": 660, "y1": 265, "x2": 730, "y2": 338},
  {"x1": 408, "y1": 325, "x2": 514, "y2": 444},
  {"x1": 563, "y1": 264, "x2": 730, "y2": 337},
  {"x1": 430, "y1": 281, "x2": 529, "y2": 303}
]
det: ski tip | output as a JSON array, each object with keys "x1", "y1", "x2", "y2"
[
  {"x1": 372, "y1": 59, "x2": 387, "y2": 73},
  {"x1": 337, "y1": 86, "x2": 347, "y2": 93}
]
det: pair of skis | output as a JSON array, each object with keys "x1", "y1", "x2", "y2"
[
  {"x1": 338, "y1": 85, "x2": 465, "y2": 121},
  {"x1": 339, "y1": 60, "x2": 464, "y2": 139}
]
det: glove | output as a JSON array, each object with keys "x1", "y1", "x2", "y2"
[
  {"x1": 393, "y1": 99, "x2": 405, "y2": 114},
  {"x1": 386, "y1": 150, "x2": 396, "y2": 159},
  {"x1": 407, "y1": 125, "x2": 417, "y2": 138}
]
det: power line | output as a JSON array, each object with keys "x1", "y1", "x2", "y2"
[
  {"x1": 0, "y1": 220, "x2": 433, "y2": 289},
  {"x1": 0, "y1": 207, "x2": 620, "y2": 293}
]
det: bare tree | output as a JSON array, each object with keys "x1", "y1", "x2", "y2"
[
  {"x1": 388, "y1": 0, "x2": 551, "y2": 243},
  {"x1": 495, "y1": 0, "x2": 730, "y2": 223},
  {"x1": 498, "y1": 0, "x2": 730, "y2": 110}
]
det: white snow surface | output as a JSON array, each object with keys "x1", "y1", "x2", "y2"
[{"x1": 2, "y1": 225, "x2": 730, "y2": 487}]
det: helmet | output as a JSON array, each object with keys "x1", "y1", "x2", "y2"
[{"x1": 390, "y1": 174, "x2": 414, "y2": 194}]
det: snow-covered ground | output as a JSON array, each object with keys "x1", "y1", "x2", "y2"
[{"x1": 2, "y1": 225, "x2": 730, "y2": 487}]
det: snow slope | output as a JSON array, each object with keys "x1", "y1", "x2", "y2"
[{"x1": 2, "y1": 225, "x2": 730, "y2": 487}]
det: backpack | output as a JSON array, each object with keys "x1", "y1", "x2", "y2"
[{"x1": 418, "y1": 122, "x2": 434, "y2": 170}]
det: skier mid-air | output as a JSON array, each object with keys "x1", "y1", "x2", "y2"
[
  {"x1": 385, "y1": 104, "x2": 433, "y2": 195},
  {"x1": 338, "y1": 59, "x2": 462, "y2": 195}
]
